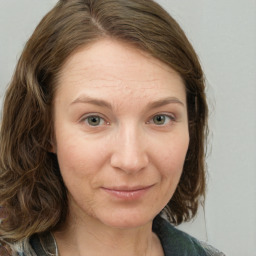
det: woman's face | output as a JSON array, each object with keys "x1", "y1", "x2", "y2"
[{"x1": 53, "y1": 39, "x2": 189, "y2": 229}]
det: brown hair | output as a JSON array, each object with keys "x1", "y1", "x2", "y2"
[{"x1": 0, "y1": 0, "x2": 208, "y2": 241}]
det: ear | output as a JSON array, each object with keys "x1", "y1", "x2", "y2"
[
  {"x1": 48, "y1": 136, "x2": 57, "y2": 154},
  {"x1": 49, "y1": 143, "x2": 57, "y2": 154}
]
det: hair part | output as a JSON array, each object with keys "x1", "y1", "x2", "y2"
[{"x1": 0, "y1": 0, "x2": 208, "y2": 241}]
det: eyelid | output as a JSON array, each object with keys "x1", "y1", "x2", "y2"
[
  {"x1": 80, "y1": 113, "x2": 110, "y2": 126},
  {"x1": 147, "y1": 113, "x2": 176, "y2": 125}
]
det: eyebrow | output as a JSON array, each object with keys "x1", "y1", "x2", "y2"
[
  {"x1": 146, "y1": 97, "x2": 185, "y2": 109},
  {"x1": 71, "y1": 96, "x2": 112, "y2": 109},
  {"x1": 70, "y1": 95, "x2": 185, "y2": 109}
]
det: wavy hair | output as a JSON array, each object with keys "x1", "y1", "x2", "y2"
[{"x1": 0, "y1": 0, "x2": 208, "y2": 241}]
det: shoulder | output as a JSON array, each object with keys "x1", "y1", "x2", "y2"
[
  {"x1": 0, "y1": 232, "x2": 57, "y2": 256},
  {"x1": 153, "y1": 215, "x2": 226, "y2": 256},
  {"x1": 0, "y1": 237, "x2": 36, "y2": 256},
  {"x1": 197, "y1": 240, "x2": 226, "y2": 256},
  {"x1": 0, "y1": 241, "x2": 13, "y2": 256}
]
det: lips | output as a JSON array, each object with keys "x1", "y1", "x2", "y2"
[
  {"x1": 104, "y1": 185, "x2": 153, "y2": 191},
  {"x1": 101, "y1": 185, "x2": 153, "y2": 200}
]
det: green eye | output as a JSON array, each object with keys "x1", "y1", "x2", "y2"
[
  {"x1": 153, "y1": 115, "x2": 166, "y2": 125},
  {"x1": 86, "y1": 116, "x2": 103, "y2": 126},
  {"x1": 152, "y1": 114, "x2": 174, "y2": 125}
]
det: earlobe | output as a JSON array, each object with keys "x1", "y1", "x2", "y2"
[
  {"x1": 49, "y1": 144, "x2": 56, "y2": 154},
  {"x1": 48, "y1": 138, "x2": 57, "y2": 154}
]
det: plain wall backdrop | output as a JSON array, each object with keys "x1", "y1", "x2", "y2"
[{"x1": 0, "y1": 1, "x2": 256, "y2": 255}]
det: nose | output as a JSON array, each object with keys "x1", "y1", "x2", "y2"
[{"x1": 110, "y1": 124, "x2": 149, "y2": 174}]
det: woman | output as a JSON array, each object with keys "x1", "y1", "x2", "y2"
[{"x1": 0, "y1": 0, "x2": 225, "y2": 255}]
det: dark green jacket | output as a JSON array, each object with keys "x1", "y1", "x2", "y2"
[{"x1": 153, "y1": 215, "x2": 225, "y2": 256}]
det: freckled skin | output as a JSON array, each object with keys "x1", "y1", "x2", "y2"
[{"x1": 53, "y1": 39, "x2": 189, "y2": 239}]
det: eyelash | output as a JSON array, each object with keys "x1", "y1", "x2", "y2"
[
  {"x1": 80, "y1": 113, "x2": 176, "y2": 128},
  {"x1": 80, "y1": 114, "x2": 109, "y2": 127},
  {"x1": 147, "y1": 114, "x2": 176, "y2": 126}
]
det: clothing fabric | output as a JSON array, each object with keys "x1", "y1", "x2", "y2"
[
  {"x1": 0, "y1": 215, "x2": 225, "y2": 256},
  {"x1": 152, "y1": 215, "x2": 225, "y2": 256}
]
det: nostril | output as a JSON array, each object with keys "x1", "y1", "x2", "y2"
[{"x1": 110, "y1": 149, "x2": 149, "y2": 174}]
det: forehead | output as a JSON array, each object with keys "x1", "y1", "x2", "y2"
[{"x1": 56, "y1": 39, "x2": 186, "y2": 103}]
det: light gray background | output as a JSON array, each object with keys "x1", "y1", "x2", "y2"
[{"x1": 0, "y1": 1, "x2": 256, "y2": 255}]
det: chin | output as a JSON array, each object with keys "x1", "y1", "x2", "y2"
[{"x1": 96, "y1": 209, "x2": 157, "y2": 229}]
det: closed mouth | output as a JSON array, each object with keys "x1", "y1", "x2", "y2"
[
  {"x1": 102, "y1": 185, "x2": 154, "y2": 192},
  {"x1": 101, "y1": 185, "x2": 154, "y2": 200}
]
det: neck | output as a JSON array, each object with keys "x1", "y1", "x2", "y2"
[{"x1": 53, "y1": 212, "x2": 163, "y2": 256}]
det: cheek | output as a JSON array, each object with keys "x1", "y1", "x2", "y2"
[
  {"x1": 156, "y1": 134, "x2": 189, "y2": 202},
  {"x1": 147, "y1": 134, "x2": 189, "y2": 212},
  {"x1": 55, "y1": 133, "x2": 110, "y2": 184},
  {"x1": 55, "y1": 136, "x2": 89, "y2": 180},
  {"x1": 55, "y1": 140, "x2": 96, "y2": 203},
  {"x1": 156, "y1": 134, "x2": 189, "y2": 177}
]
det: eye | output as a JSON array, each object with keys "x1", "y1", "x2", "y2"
[
  {"x1": 150, "y1": 114, "x2": 175, "y2": 126},
  {"x1": 84, "y1": 115, "x2": 105, "y2": 126}
]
